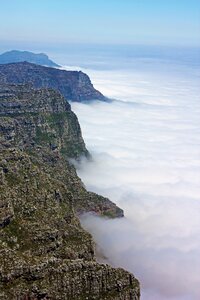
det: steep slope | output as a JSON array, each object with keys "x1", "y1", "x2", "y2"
[
  {"x1": 0, "y1": 50, "x2": 60, "y2": 67},
  {"x1": 0, "y1": 62, "x2": 107, "y2": 102},
  {"x1": 0, "y1": 83, "x2": 140, "y2": 299}
]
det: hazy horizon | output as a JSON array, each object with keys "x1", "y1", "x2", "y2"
[{"x1": 1, "y1": 0, "x2": 200, "y2": 47}]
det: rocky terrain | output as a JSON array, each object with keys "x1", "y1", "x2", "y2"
[
  {"x1": 0, "y1": 50, "x2": 60, "y2": 67},
  {"x1": 0, "y1": 82, "x2": 140, "y2": 299},
  {"x1": 0, "y1": 62, "x2": 107, "y2": 102}
]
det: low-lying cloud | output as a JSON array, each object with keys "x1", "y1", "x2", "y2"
[{"x1": 70, "y1": 58, "x2": 200, "y2": 299}]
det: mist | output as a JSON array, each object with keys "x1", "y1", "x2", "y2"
[{"x1": 69, "y1": 51, "x2": 200, "y2": 299}]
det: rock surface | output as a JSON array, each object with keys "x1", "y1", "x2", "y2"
[
  {"x1": 0, "y1": 50, "x2": 60, "y2": 67},
  {"x1": 0, "y1": 62, "x2": 107, "y2": 102},
  {"x1": 0, "y1": 82, "x2": 140, "y2": 299}
]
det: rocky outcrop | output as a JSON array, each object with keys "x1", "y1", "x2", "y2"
[
  {"x1": 0, "y1": 62, "x2": 107, "y2": 102},
  {"x1": 0, "y1": 50, "x2": 60, "y2": 67},
  {"x1": 0, "y1": 83, "x2": 140, "y2": 299}
]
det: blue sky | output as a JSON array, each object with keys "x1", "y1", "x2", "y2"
[{"x1": 0, "y1": 0, "x2": 200, "y2": 47}]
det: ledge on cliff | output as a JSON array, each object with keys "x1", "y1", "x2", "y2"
[{"x1": 0, "y1": 61, "x2": 107, "y2": 102}]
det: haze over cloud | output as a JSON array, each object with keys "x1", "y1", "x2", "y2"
[{"x1": 70, "y1": 57, "x2": 200, "y2": 299}]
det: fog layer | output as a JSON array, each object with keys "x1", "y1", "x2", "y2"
[{"x1": 69, "y1": 54, "x2": 200, "y2": 299}]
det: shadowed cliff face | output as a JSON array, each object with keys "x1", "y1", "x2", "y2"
[
  {"x1": 0, "y1": 83, "x2": 140, "y2": 299},
  {"x1": 0, "y1": 62, "x2": 107, "y2": 102}
]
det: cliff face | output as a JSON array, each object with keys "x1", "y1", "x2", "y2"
[
  {"x1": 0, "y1": 83, "x2": 140, "y2": 299},
  {"x1": 0, "y1": 62, "x2": 107, "y2": 102},
  {"x1": 0, "y1": 50, "x2": 60, "y2": 67}
]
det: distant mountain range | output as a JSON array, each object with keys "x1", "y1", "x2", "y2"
[
  {"x1": 0, "y1": 50, "x2": 60, "y2": 67},
  {"x1": 0, "y1": 61, "x2": 107, "y2": 102}
]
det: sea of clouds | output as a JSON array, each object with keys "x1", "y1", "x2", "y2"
[{"x1": 66, "y1": 51, "x2": 200, "y2": 299}]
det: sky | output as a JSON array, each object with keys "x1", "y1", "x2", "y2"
[{"x1": 0, "y1": 0, "x2": 200, "y2": 47}]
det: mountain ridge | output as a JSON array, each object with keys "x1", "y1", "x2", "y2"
[
  {"x1": 0, "y1": 50, "x2": 60, "y2": 67},
  {"x1": 0, "y1": 61, "x2": 107, "y2": 102}
]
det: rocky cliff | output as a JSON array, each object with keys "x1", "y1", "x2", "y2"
[
  {"x1": 0, "y1": 62, "x2": 107, "y2": 102},
  {"x1": 0, "y1": 83, "x2": 140, "y2": 299},
  {"x1": 0, "y1": 50, "x2": 60, "y2": 67}
]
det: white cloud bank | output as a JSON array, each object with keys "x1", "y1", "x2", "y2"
[{"x1": 70, "y1": 58, "x2": 200, "y2": 299}]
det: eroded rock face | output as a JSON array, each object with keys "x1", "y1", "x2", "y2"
[
  {"x1": 0, "y1": 83, "x2": 140, "y2": 299},
  {"x1": 0, "y1": 62, "x2": 107, "y2": 102}
]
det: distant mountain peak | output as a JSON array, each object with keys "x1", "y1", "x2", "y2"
[{"x1": 0, "y1": 50, "x2": 60, "y2": 67}]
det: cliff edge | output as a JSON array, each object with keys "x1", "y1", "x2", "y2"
[
  {"x1": 0, "y1": 62, "x2": 107, "y2": 102},
  {"x1": 0, "y1": 83, "x2": 140, "y2": 299}
]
